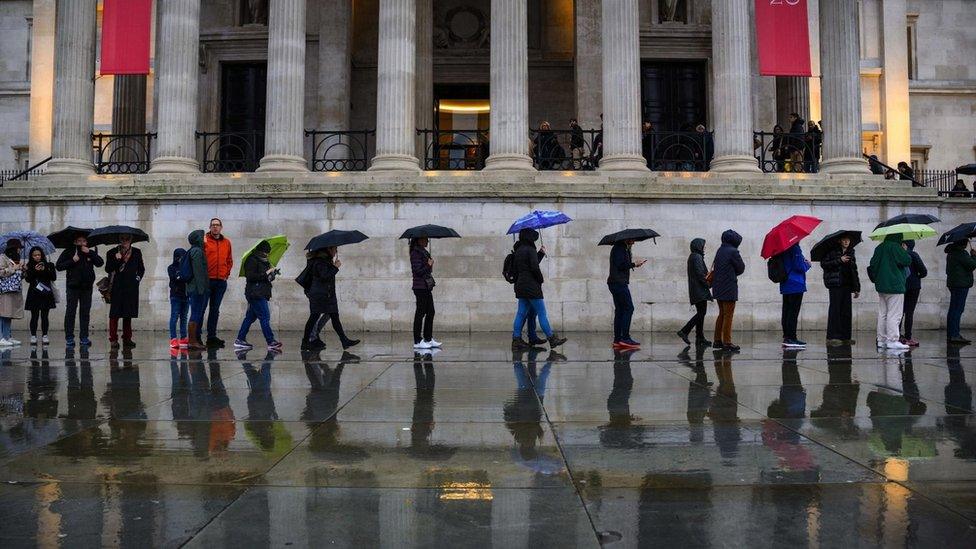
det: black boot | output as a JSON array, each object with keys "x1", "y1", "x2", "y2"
[
  {"x1": 341, "y1": 338, "x2": 361, "y2": 350},
  {"x1": 547, "y1": 332, "x2": 567, "y2": 348},
  {"x1": 676, "y1": 330, "x2": 690, "y2": 345},
  {"x1": 511, "y1": 337, "x2": 531, "y2": 351}
]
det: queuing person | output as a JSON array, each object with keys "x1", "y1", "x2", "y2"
[
  {"x1": 24, "y1": 246, "x2": 56, "y2": 345},
  {"x1": 300, "y1": 246, "x2": 359, "y2": 351},
  {"x1": 779, "y1": 243, "x2": 811, "y2": 348},
  {"x1": 185, "y1": 230, "x2": 210, "y2": 350},
  {"x1": 677, "y1": 238, "x2": 711, "y2": 347},
  {"x1": 820, "y1": 236, "x2": 860, "y2": 345},
  {"x1": 0, "y1": 239, "x2": 24, "y2": 346},
  {"x1": 511, "y1": 229, "x2": 567, "y2": 350},
  {"x1": 711, "y1": 230, "x2": 746, "y2": 351},
  {"x1": 234, "y1": 240, "x2": 282, "y2": 351},
  {"x1": 167, "y1": 248, "x2": 190, "y2": 349},
  {"x1": 868, "y1": 234, "x2": 911, "y2": 350},
  {"x1": 410, "y1": 238, "x2": 440, "y2": 350},
  {"x1": 607, "y1": 239, "x2": 647, "y2": 349},
  {"x1": 105, "y1": 234, "x2": 146, "y2": 348},
  {"x1": 901, "y1": 240, "x2": 927, "y2": 347},
  {"x1": 204, "y1": 218, "x2": 233, "y2": 347},
  {"x1": 945, "y1": 238, "x2": 976, "y2": 345},
  {"x1": 56, "y1": 234, "x2": 103, "y2": 347}
]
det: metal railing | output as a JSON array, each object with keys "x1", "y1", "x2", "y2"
[
  {"x1": 530, "y1": 128, "x2": 599, "y2": 171},
  {"x1": 0, "y1": 157, "x2": 50, "y2": 187},
  {"x1": 417, "y1": 129, "x2": 489, "y2": 170},
  {"x1": 305, "y1": 129, "x2": 373, "y2": 172},
  {"x1": 92, "y1": 133, "x2": 156, "y2": 174},
  {"x1": 862, "y1": 154, "x2": 922, "y2": 187},
  {"x1": 196, "y1": 130, "x2": 264, "y2": 173},
  {"x1": 915, "y1": 169, "x2": 972, "y2": 198},
  {"x1": 754, "y1": 131, "x2": 820, "y2": 173},
  {"x1": 644, "y1": 130, "x2": 713, "y2": 172}
]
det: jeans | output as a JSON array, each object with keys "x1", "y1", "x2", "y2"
[
  {"x1": 608, "y1": 283, "x2": 634, "y2": 342},
  {"x1": 680, "y1": 301, "x2": 708, "y2": 340},
  {"x1": 29, "y1": 309, "x2": 50, "y2": 336},
  {"x1": 206, "y1": 279, "x2": 228, "y2": 339},
  {"x1": 0, "y1": 317, "x2": 10, "y2": 339},
  {"x1": 64, "y1": 286, "x2": 93, "y2": 340},
  {"x1": 237, "y1": 297, "x2": 275, "y2": 344},
  {"x1": 877, "y1": 293, "x2": 904, "y2": 343},
  {"x1": 902, "y1": 287, "x2": 921, "y2": 339},
  {"x1": 826, "y1": 287, "x2": 853, "y2": 340},
  {"x1": 188, "y1": 291, "x2": 209, "y2": 325},
  {"x1": 169, "y1": 296, "x2": 189, "y2": 339},
  {"x1": 947, "y1": 287, "x2": 970, "y2": 338},
  {"x1": 781, "y1": 292, "x2": 804, "y2": 340},
  {"x1": 513, "y1": 298, "x2": 553, "y2": 339},
  {"x1": 413, "y1": 289, "x2": 435, "y2": 343},
  {"x1": 714, "y1": 300, "x2": 736, "y2": 344}
]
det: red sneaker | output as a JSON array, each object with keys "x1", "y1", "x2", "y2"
[
  {"x1": 169, "y1": 338, "x2": 179, "y2": 349},
  {"x1": 179, "y1": 338, "x2": 189, "y2": 349}
]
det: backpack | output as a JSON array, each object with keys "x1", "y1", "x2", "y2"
[
  {"x1": 176, "y1": 251, "x2": 194, "y2": 283},
  {"x1": 503, "y1": 252, "x2": 517, "y2": 284},
  {"x1": 767, "y1": 254, "x2": 787, "y2": 283}
]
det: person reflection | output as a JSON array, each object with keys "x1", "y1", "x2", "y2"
[
  {"x1": 240, "y1": 350, "x2": 281, "y2": 453},
  {"x1": 599, "y1": 348, "x2": 645, "y2": 448},
  {"x1": 304, "y1": 350, "x2": 367, "y2": 462},
  {"x1": 57, "y1": 346, "x2": 101, "y2": 456},
  {"x1": 25, "y1": 347, "x2": 58, "y2": 420},
  {"x1": 207, "y1": 348, "x2": 235, "y2": 456},
  {"x1": 943, "y1": 343, "x2": 976, "y2": 459},
  {"x1": 679, "y1": 345, "x2": 711, "y2": 443},
  {"x1": 708, "y1": 349, "x2": 741, "y2": 460},
  {"x1": 101, "y1": 347, "x2": 147, "y2": 455},
  {"x1": 763, "y1": 349, "x2": 819, "y2": 482},
  {"x1": 504, "y1": 348, "x2": 554, "y2": 466},
  {"x1": 811, "y1": 344, "x2": 860, "y2": 436},
  {"x1": 866, "y1": 352, "x2": 929, "y2": 457}
]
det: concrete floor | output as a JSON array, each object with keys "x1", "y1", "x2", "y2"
[{"x1": 1, "y1": 330, "x2": 976, "y2": 547}]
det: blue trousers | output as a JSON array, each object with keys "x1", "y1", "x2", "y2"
[
  {"x1": 188, "y1": 291, "x2": 209, "y2": 325},
  {"x1": 608, "y1": 283, "x2": 634, "y2": 341},
  {"x1": 206, "y1": 278, "x2": 228, "y2": 339},
  {"x1": 513, "y1": 298, "x2": 553, "y2": 339},
  {"x1": 169, "y1": 296, "x2": 189, "y2": 339},
  {"x1": 0, "y1": 317, "x2": 11, "y2": 339},
  {"x1": 947, "y1": 287, "x2": 970, "y2": 338},
  {"x1": 237, "y1": 297, "x2": 275, "y2": 344}
]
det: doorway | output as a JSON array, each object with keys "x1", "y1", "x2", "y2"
[
  {"x1": 640, "y1": 60, "x2": 707, "y2": 131},
  {"x1": 217, "y1": 62, "x2": 266, "y2": 171},
  {"x1": 428, "y1": 83, "x2": 489, "y2": 169}
]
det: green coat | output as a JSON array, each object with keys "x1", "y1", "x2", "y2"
[
  {"x1": 945, "y1": 242, "x2": 976, "y2": 288},
  {"x1": 868, "y1": 235, "x2": 911, "y2": 294}
]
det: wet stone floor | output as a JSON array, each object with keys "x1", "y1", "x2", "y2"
[{"x1": 1, "y1": 330, "x2": 976, "y2": 548}]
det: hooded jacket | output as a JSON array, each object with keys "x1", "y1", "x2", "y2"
[
  {"x1": 167, "y1": 248, "x2": 188, "y2": 299},
  {"x1": 186, "y1": 230, "x2": 210, "y2": 296},
  {"x1": 306, "y1": 252, "x2": 340, "y2": 314},
  {"x1": 711, "y1": 230, "x2": 745, "y2": 302},
  {"x1": 244, "y1": 241, "x2": 275, "y2": 300},
  {"x1": 55, "y1": 245, "x2": 104, "y2": 289},
  {"x1": 687, "y1": 238, "x2": 711, "y2": 304},
  {"x1": 778, "y1": 244, "x2": 810, "y2": 295},
  {"x1": 945, "y1": 241, "x2": 976, "y2": 289},
  {"x1": 820, "y1": 244, "x2": 860, "y2": 292},
  {"x1": 513, "y1": 229, "x2": 545, "y2": 300},
  {"x1": 607, "y1": 242, "x2": 635, "y2": 286},
  {"x1": 904, "y1": 240, "x2": 928, "y2": 291},
  {"x1": 868, "y1": 234, "x2": 911, "y2": 294}
]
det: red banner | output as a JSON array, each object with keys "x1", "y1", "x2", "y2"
[
  {"x1": 100, "y1": 0, "x2": 153, "y2": 75},
  {"x1": 755, "y1": 0, "x2": 812, "y2": 77}
]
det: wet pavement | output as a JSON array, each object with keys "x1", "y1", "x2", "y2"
[{"x1": 1, "y1": 330, "x2": 976, "y2": 547}]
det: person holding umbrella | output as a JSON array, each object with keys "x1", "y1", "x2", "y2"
[
  {"x1": 299, "y1": 230, "x2": 366, "y2": 351},
  {"x1": 815, "y1": 232, "x2": 861, "y2": 345},
  {"x1": 24, "y1": 246, "x2": 56, "y2": 345},
  {"x1": 104, "y1": 234, "x2": 146, "y2": 348},
  {"x1": 409, "y1": 238, "x2": 440, "y2": 349},
  {"x1": 0, "y1": 239, "x2": 25, "y2": 346},
  {"x1": 868, "y1": 234, "x2": 912, "y2": 350},
  {"x1": 511, "y1": 228, "x2": 567, "y2": 350},
  {"x1": 601, "y1": 229, "x2": 656, "y2": 348},
  {"x1": 945, "y1": 238, "x2": 976, "y2": 344},
  {"x1": 711, "y1": 230, "x2": 745, "y2": 351},
  {"x1": 53, "y1": 229, "x2": 101, "y2": 347},
  {"x1": 234, "y1": 240, "x2": 283, "y2": 351}
]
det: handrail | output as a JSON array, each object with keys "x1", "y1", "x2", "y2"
[
  {"x1": 3, "y1": 156, "x2": 52, "y2": 185},
  {"x1": 863, "y1": 153, "x2": 921, "y2": 187}
]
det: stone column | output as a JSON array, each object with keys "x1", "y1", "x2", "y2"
[
  {"x1": 111, "y1": 75, "x2": 148, "y2": 164},
  {"x1": 415, "y1": 0, "x2": 433, "y2": 165},
  {"x1": 369, "y1": 0, "x2": 421, "y2": 171},
  {"x1": 574, "y1": 0, "x2": 602, "y2": 130},
  {"x1": 150, "y1": 0, "x2": 201, "y2": 173},
  {"x1": 317, "y1": 0, "x2": 352, "y2": 130},
  {"x1": 709, "y1": 0, "x2": 761, "y2": 173},
  {"x1": 258, "y1": 0, "x2": 308, "y2": 172},
  {"x1": 819, "y1": 0, "x2": 869, "y2": 174},
  {"x1": 776, "y1": 77, "x2": 810, "y2": 125},
  {"x1": 599, "y1": 0, "x2": 648, "y2": 172},
  {"x1": 484, "y1": 0, "x2": 533, "y2": 171},
  {"x1": 46, "y1": 0, "x2": 97, "y2": 175}
]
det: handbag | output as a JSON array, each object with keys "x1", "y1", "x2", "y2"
[
  {"x1": 0, "y1": 270, "x2": 21, "y2": 294},
  {"x1": 96, "y1": 275, "x2": 112, "y2": 304},
  {"x1": 705, "y1": 261, "x2": 715, "y2": 288},
  {"x1": 52, "y1": 284, "x2": 61, "y2": 305},
  {"x1": 424, "y1": 274, "x2": 436, "y2": 290}
]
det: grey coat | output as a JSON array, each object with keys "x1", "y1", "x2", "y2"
[{"x1": 0, "y1": 255, "x2": 24, "y2": 319}]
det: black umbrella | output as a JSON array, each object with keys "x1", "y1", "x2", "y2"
[
  {"x1": 956, "y1": 164, "x2": 976, "y2": 176},
  {"x1": 810, "y1": 230, "x2": 862, "y2": 261},
  {"x1": 399, "y1": 225, "x2": 461, "y2": 239},
  {"x1": 875, "y1": 213, "x2": 940, "y2": 230},
  {"x1": 305, "y1": 230, "x2": 369, "y2": 252},
  {"x1": 86, "y1": 225, "x2": 150, "y2": 247},
  {"x1": 598, "y1": 228, "x2": 661, "y2": 246},
  {"x1": 938, "y1": 223, "x2": 976, "y2": 246},
  {"x1": 47, "y1": 226, "x2": 94, "y2": 248}
]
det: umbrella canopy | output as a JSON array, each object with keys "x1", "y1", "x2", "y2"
[
  {"x1": 239, "y1": 235, "x2": 290, "y2": 277},
  {"x1": 875, "y1": 213, "x2": 940, "y2": 230},
  {"x1": 761, "y1": 215, "x2": 822, "y2": 259},
  {"x1": 938, "y1": 223, "x2": 976, "y2": 246},
  {"x1": 0, "y1": 230, "x2": 55, "y2": 255},
  {"x1": 47, "y1": 226, "x2": 93, "y2": 248},
  {"x1": 809, "y1": 230, "x2": 862, "y2": 262},
  {"x1": 399, "y1": 224, "x2": 461, "y2": 239},
  {"x1": 956, "y1": 164, "x2": 976, "y2": 176},
  {"x1": 598, "y1": 228, "x2": 661, "y2": 246},
  {"x1": 506, "y1": 210, "x2": 572, "y2": 235},
  {"x1": 868, "y1": 223, "x2": 937, "y2": 241},
  {"x1": 86, "y1": 225, "x2": 150, "y2": 247},
  {"x1": 305, "y1": 230, "x2": 369, "y2": 252}
]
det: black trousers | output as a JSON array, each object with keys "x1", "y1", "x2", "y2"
[
  {"x1": 64, "y1": 287, "x2": 93, "y2": 340},
  {"x1": 781, "y1": 293, "x2": 804, "y2": 340},
  {"x1": 413, "y1": 289, "x2": 435, "y2": 343},
  {"x1": 679, "y1": 301, "x2": 708, "y2": 340},
  {"x1": 902, "y1": 287, "x2": 921, "y2": 339},
  {"x1": 304, "y1": 312, "x2": 349, "y2": 345},
  {"x1": 826, "y1": 287, "x2": 852, "y2": 340},
  {"x1": 29, "y1": 309, "x2": 50, "y2": 336}
]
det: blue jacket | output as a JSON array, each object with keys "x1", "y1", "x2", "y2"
[
  {"x1": 711, "y1": 230, "x2": 746, "y2": 302},
  {"x1": 779, "y1": 244, "x2": 810, "y2": 295}
]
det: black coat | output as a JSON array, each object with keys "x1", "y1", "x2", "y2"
[
  {"x1": 306, "y1": 256, "x2": 339, "y2": 314},
  {"x1": 105, "y1": 246, "x2": 145, "y2": 319},
  {"x1": 905, "y1": 241, "x2": 927, "y2": 291},
  {"x1": 513, "y1": 241, "x2": 545, "y2": 300},
  {"x1": 243, "y1": 254, "x2": 275, "y2": 300},
  {"x1": 820, "y1": 246, "x2": 861, "y2": 292},
  {"x1": 687, "y1": 238, "x2": 711, "y2": 304},
  {"x1": 24, "y1": 261, "x2": 56, "y2": 311},
  {"x1": 607, "y1": 243, "x2": 634, "y2": 285},
  {"x1": 55, "y1": 246, "x2": 104, "y2": 290},
  {"x1": 711, "y1": 230, "x2": 745, "y2": 302}
]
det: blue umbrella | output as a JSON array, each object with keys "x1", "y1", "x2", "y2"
[
  {"x1": 506, "y1": 210, "x2": 572, "y2": 235},
  {"x1": 0, "y1": 230, "x2": 55, "y2": 255}
]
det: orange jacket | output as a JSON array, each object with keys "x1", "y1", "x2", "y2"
[{"x1": 204, "y1": 233, "x2": 234, "y2": 280}]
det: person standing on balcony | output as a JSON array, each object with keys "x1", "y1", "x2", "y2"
[
  {"x1": 57, "y1": 234, "x2": 103, "y2": 347},
  {"x1": 641, "y1": 121, "x2": 655, "y2": 169},
  {"x1": 203, "y1": 218, "x2": 233, "y2": 348},
  {"x1": 569, "y1": 118, "x2": 586, "y2": 170},
  {"x1": 805, "y1": 120, "x2": 822, "y2": 167},
  {"x1": 711, "y1": 230, "x2": 745, "y2": 351},
  {"x1": 945, "y1": 239, "x2": 976, "y2": 345},
  {"x1": 900, "y1": 240, "x2": 927, "y2": 347},
  {"x1": 532, "y1": 121, "x2": 564, "y2": 170},
  {"x1": 788, "y1": 112, "x2": 806, "y2": 135}
]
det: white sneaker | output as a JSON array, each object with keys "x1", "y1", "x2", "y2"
[
  {"x1": 42, "y1": 335, "x2": 49, "y2": 344},
  {"x1": 0, "y1": 339, "x2": 12, "y2": 347},
  {"x1": 426, "y1": 339, "x2": 442, "y2": 348},
  {"x1": 7, "y1": 338, "x2": 20, "y2": 345},
  {"x1": 886, "y1": 341, "x2": 910, "y2": 350},
  {"x1": 414, "y1": 340, "x2": 431, "y2": 349},
  {"x1": 30, "y1": 336, "x2": 37, "y2": 345}
]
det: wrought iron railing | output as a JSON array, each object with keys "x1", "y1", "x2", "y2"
[
  {"x1": 645, "y1": 130, "x2": 714, "y2": 172},
  {"x1": 862, "y1": 153, "x2": 922, "y2": 187},
  {"x1": 754, "y1": 131, "x2": 820, "y2": 173},
  {"x1": 916, "y1": 169, "x2": 969, "y2": 197},
  {"x1": 0, "y1": 157, "x2": 50, "y2": 186},
  {"x1": 196, "y1": 130, "x2": 263, "y2": 173},
  {"x1": 305, "y1": 129, "x2": 374, "y2": 172},
  {"x1": 417, "y1": 129, "x2": 489, "y2": 170},
  {"x1": 530, "y1": 128, "x2": 599, "y2": 171},
  {"x1": 92, "y1": 133, "x2": 156, "y2": 174}
]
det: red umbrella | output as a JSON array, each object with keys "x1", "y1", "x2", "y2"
[{"x1": 761, "y1": 215, "x2": 822, "y2": 259}]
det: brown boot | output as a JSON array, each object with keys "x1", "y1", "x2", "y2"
[{"x1": 187, "y1": 322, "x2": 206, "y2": 350}]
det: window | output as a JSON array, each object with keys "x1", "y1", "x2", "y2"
[
  {"x1": 910, "y1": 146, "x2": 929, "y2": 172},
  {"x1": 239, "y1": 0, "x2": 268, "y2": 26}
]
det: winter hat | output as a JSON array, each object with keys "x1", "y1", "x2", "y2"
[{"x1": 256, "y1": 240, "x2": 272, "y2": 254}]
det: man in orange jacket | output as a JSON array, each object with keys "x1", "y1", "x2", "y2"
[{"x1": 204, "y1": 218, "x2": 234, "y2": 347}]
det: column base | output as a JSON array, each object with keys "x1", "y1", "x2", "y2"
[
  {"x1": 820, "y1": 156, "x2": 870, "y2": 175},
  {"x1": 368, "y1": 154, "x2": 421, "y2": 172},
  {"x1": 483, "y1": 153, "x2": 535, "y2": 171},
  {"x1": 709, "y1": 154, "x2": 762, "y2": 173},
  {"x1": 149, "y1": 156, "x2": 200, "y2": 174},
  {"x1": 599, "y1": 155, "x2": 650, "y2": 173},
  {"x1": 257, "y1": 154, "x2": 309, "y2": 173},
  {"x1": 44, "y1": 157, "x2": 95, "y2": 175}
]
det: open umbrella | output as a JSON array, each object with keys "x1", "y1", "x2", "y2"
[
  {"x1": 47, "y1": 226, "x2": 93, "y2": 249},
  {"x1": 506, "y1": 210, "x2": 572, "y2": 235},
  {"x1": 0, "y1": 230, "x2": 55, "y2": 255},
  {"x1": 598, "y1": 228, "x2": 660, "y2": 245},
  {"x1": 761, "y1": 215, "x2": 822, "y2": 259},
  {"x1": 305, "y1": 230, "x2": 369, "y2": 252},
  {"x1": 956, "y1": 164, "x2": 976, "y2": 176},
  {"x1": 238, "y1": 235, "x2": 290, "y2": 276},
  {"x1": 868, "y1": 223, "x2": 937, "y2": 241},
  {"x1": 809, "y1": 230, "x2": 862, "y2": 262},
  {"x1": 399, "y1": 225, "x2": 461, "y2": 239},
  {"x1": 875, "y1": 213, "x2": 940, "y2": 230},
  {"x1": 937, "y1": 223, "x2": 976, "y2": 246},
  {"x1": 86, "y1": 225, "x2": 149, "y2": 247}
]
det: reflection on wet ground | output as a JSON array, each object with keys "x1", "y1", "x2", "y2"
[{"x1": 2, "y1": 330, "x2": 976, "y2": 547}]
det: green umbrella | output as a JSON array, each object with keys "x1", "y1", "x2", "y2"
[
  {"x1": 868, "y1": 223, "x2": 936, "y2": 241},
  {"x1": 238, "y1": 235, "x2": 290, "y2": 276}
]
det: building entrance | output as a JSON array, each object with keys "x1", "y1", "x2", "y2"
[{"x1": 213, "y1": 62, "x2": 266, "y2": 171}]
